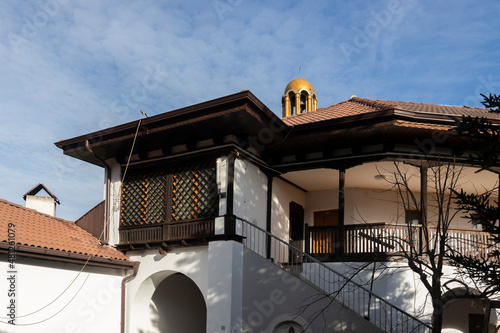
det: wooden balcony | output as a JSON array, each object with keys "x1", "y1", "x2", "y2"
[
  {"x1": 118, "y1": 218, "x2": 215, "y2": 250},
  {"x1": 305, "y1": 223, "x2": 498, "y2": 262}
]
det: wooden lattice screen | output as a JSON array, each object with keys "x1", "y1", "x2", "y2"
[
  {"x1": 121, "y1": 171, "x2": 167, "y2": 226},
  {"x1": 120, "y1": 162, "x2": 217, "y2": 226},
  {"x1": 172, "y1": 163, "x2": 218, "y2": 220}
]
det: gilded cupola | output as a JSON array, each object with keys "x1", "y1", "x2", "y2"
[{"x1": 282, "y1": 78, "x2": 317, "y2": 117}]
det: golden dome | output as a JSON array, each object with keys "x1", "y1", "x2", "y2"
[
  {"x1": 284, "y1": 78, "x2": 315, "y2": 94},
  {"x1": 282, "y1": 77, "x2": 318, "y2": 117}
]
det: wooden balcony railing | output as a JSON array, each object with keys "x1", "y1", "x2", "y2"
[
  {"x1": 305, "y1": 223, "x2": 499, "y2": 261},
  {"x1": 118, "y1": 218, "x2": 215, "y2": 248}
]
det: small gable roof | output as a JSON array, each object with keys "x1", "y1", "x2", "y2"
[
  {"x1": 23, "y1": 183, "x2": 60, "y2": 205},
  {"x1": 0, "y1": 199, "x2": 130, "y2": 264}
]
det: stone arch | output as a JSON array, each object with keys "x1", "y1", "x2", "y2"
[
  {"x1": 265, "y1": 314, "x2": 313, "y2": 333},
  {"x1": 272, "y1": 320, "x2": 305, "y2": 333},
  {"x1": 441, "y1": 287, "x2": 495, "y2": 333},
  {"x1": 130, "y1": 270, "x2": 206, "y2": 333}
]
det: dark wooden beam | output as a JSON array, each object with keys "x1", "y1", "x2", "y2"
[
  {"x1": 266, "y1": 174, "x2": 273, "y2": 259},
  {"x1": 186, "y1": 141, "x2": 196, "y2": 151},
  {"x1": 161, "y1": 145, "x2": 171, "y2": 156},
  {"x1": 138, "y1": 150, "x2": 148, "y2": 161},
  {"x1": 226, "y1": 152, "x2": 235, "y2": 216},
  {"x1": 277, "y1": 176, "x2": 307, "y2": 193},
  {"x1": 420, "y1": 166, "x2": 428, "y2": 255},
  {"x1": 338, "y1": 168, "x2": 345, "y2": 254}
]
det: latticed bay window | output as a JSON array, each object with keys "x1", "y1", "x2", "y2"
[
  {"x1": 121, "y1": 171, "x2": 167, "y2": 226},
  {"x1": 172, "y1": 165, "x2": 218, "y2": 221},
  {"x1": 120, "y1": 161, "x2": 218, "y2": 227}
]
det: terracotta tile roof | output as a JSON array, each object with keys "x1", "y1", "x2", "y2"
[
  {"x1": 282, "y1": 96, "x2": 498, "y2": 126},
  {"x1": 0, "y1": 199, "x2": 129, "y2": 261},
  {"x1": 393, "y1": 120, "x2": 452, "y2": 131}
]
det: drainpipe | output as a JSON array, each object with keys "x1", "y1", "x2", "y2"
[
  {"x1": 120, "y1": 261, "x2": 140, "y2": 333},
  {"x1": 85, "y1": 139, "x2": 111, "y2": 243}
]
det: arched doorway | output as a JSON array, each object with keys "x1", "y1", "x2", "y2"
[
  {"x1": 131, "y1": 272, "x2": 206, "y2": 332},
  {"x1": 289, "y1": 201, "x2": 304, "y2": 252},
  {"x1": 442, "y1": 288, "x2": 494, "y2": 333},
  {"x1": 273, "y1": 321, "x2": 305, "y2": 333}
]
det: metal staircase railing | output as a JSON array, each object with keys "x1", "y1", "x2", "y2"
[{"x1": 237, "y1": 217, "x2": 432, "y2": 333}]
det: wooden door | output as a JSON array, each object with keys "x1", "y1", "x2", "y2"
[
  {"x1": 313, "y1": 209, "x2": 339, "y2": 254},
  {"x1": 289, "y1": 202, "x2": 304, "y2": 253}
]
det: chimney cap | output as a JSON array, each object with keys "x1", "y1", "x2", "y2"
[{"x1": 23, "y1": 183, "x2": 60, "y2": 205}]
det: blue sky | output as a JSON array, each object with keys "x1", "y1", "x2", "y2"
[{"x1": 0, "y1": 0, "x2": 499, "y2": 221}]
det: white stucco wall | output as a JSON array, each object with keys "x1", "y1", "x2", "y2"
[
  {"x1": 217, "y1": 156, "x2": 228, "y2": 216},
  {"x1": 299, "y1": 186, "x2": 492, "y2": 230},
  {"x1": 271, "y1": 177, "x2": 306, "y2": 242},
  {"x1": 107, "y1": 158, "x2": 122, "y2": 247},
  {"x1": 0, "y1": 257, "x2": 126, "y2": 333},
  {"x1": 207, "y1": 240, "x2": 244, "y2": 333},
  {"x1": 242, "y1": 248, "x2": 383, "y2": 333},
  {"x1": 125, "y1": 246, "x2": 209, "y2": 333},
  {"x1": 233, "y1": 158, "x2": 268, "y2": 230},
  {"x1": 302, "y1": 261, "x2": 498, "y2": 328},
  {"x1": 125, "y1": 242, "x2": 248, "y2": 333},
  {"x1": 25, "y1": 195, "x2": 56, "y2": 217},
  {"x1": 304, "y1": 189, "x2": 338, "y2": 225},
  {"x1": 347, "y1": 188, "x2": 402, "y2": 225}
]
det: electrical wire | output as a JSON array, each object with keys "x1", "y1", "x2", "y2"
[
  {"x1": 0, "y1": 274, "x2": 90, "y2": 326},
  {"x1": 8, "y1": 113, "x2": 494, "y2": 325},
  {"x1": 1, "y1": 117, "x2": 144, "y2": 326}
]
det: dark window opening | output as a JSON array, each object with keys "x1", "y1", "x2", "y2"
[
  {"x1": 405, "y1": 209, "x2": 421, "y2": 225},
  {"x1": 469, "y1": 313, "x2": 485, "y2": 333}
]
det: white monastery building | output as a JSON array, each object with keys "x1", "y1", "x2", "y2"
[{"x1": 2, "y1": 78, "x2": 500, "y2": 332}]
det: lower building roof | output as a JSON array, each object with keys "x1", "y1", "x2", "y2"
[{"x1": 0, "y1": 199, "x2": 131, "y2": 266}]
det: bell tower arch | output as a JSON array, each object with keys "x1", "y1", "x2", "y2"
[{"x1": 282, "y1": 78, "x2": 317, "y2": 117}]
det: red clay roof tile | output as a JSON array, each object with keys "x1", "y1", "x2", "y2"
[
  {"x1": 0, "y1": 199, "x2": 129, "y2": 261},
  {"x1": 282, "y1": 97, "x2": 498, "y2": 126}
]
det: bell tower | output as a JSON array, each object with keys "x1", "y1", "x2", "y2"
[{"x1": 282, "y1": 78, "x2": 317, "y2": 117}]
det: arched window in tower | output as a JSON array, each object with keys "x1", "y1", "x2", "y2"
[
  {"x1": 282, "y1": 78, "x2": 317, "y2": 117},
  {"x1": 300, "y1": 94, "x2": 306, "y2": 113}
]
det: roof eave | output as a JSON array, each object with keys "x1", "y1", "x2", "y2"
[
  {"x1": 0, "y1": 242, "x2": 134, "y2": 270},
  {"x1": 55, "y1": 90, "x2": 285, "y2": 166}
]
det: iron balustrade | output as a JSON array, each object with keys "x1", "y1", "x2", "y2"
[{"x1": 238, "y1": 217, "x2": 432, "y2": 333}]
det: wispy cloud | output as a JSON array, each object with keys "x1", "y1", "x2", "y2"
[{"x1": 0, "y1": 0, "x2": 498, "y2": 219}]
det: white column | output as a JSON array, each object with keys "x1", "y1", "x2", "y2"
[
  {"x1": 207, "y1": 240, "x2": 244, "y2": 333},
  {"x1": 108, "y1": 159, "x2": 122, "y2": 246}
]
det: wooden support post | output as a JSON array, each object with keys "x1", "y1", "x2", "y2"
[
  {"x1": 226, "y1": 153, "x2": 235, "y2": 217},
  {"x1": 420, "y1": 166, "x2": 428, "y2": 255},
  {"x1": 304, "y1": 223, "x2": 310, "y2": 255},
  {"x1": 266, "y1": 175, "x2": 273, "y2": 259},
  {"x1": 338, "y1": 168, "x2": 345, "y2": 254}
]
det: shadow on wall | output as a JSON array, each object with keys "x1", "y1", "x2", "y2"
[
  {"x1": 242, "y1": 248, "x2": 384, "y2": 332},
  {"x1": 339, "y1": 261, "x2": 428, "y2": 321},
  {"x1": 233, "y1": 158, "x2": 268, "y2": 229}
]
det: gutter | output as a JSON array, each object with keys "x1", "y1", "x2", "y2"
[
  {"x1": 121, "y1": 261, "x2": 140, "y2": 333},
  {"x1": 0, "y1": 243, "x2": 134, "y2": 270},
  {"x1": 85, "y1": 139, "x2": 112, "y2": 243}
]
